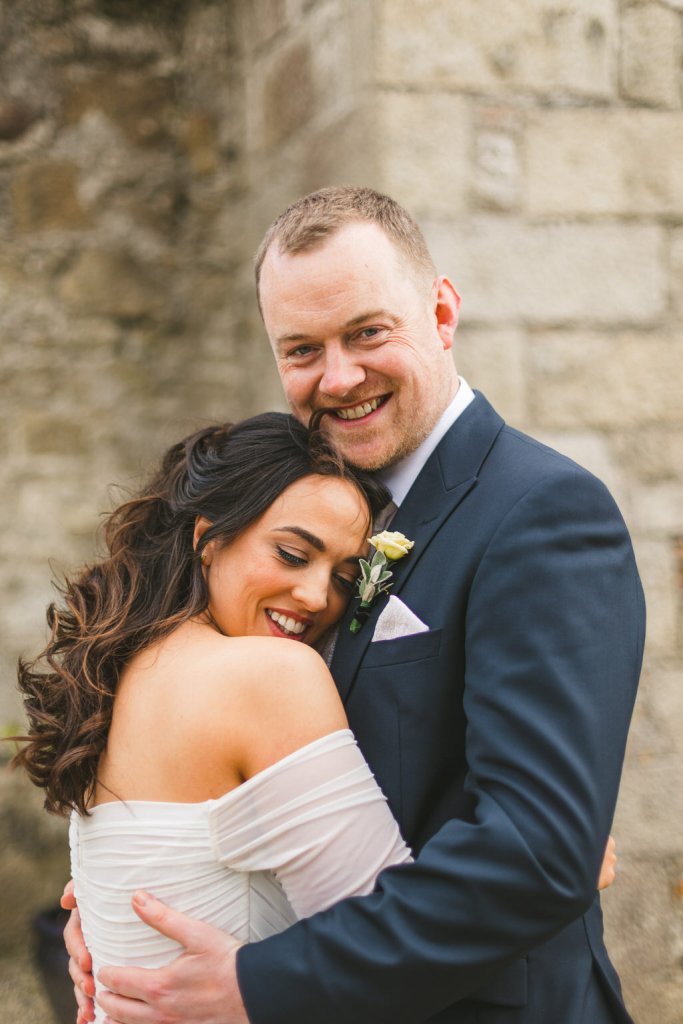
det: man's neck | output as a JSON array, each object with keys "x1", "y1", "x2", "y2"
[{"x1": 378, "y1": 378, "x2": 475, "y2": 507}]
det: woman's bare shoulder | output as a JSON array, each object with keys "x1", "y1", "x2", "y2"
[{"x1": 205, "y1": 636, "x2": 347, "y2": 778}]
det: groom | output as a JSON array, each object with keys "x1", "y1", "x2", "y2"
[{"x1": 68, "y1": 187, "x2": 644, "y2": 1023}]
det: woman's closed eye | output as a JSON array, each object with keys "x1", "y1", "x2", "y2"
[
  {"x1": 276, "y1": 546, "x2": 307, "y2": 566},
  {"x1": 333, "y1": 573, "x2": 359, "y2": 594}
]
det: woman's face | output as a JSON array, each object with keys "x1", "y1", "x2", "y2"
[{"x1": 196, "y1": 475, "x2": 371, "y2": 646}]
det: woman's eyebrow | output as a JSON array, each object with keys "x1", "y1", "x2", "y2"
[{"x1": 274, "y1": 526, "x2": 324, "y2": 551}]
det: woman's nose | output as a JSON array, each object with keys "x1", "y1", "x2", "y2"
[{"x1": 292, "y1": 573, "x2": 329, "y2": 613}]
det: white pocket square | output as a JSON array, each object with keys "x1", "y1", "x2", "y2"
[{"x1": 372, "y1": 595, "x2": 430, "y2": 642}]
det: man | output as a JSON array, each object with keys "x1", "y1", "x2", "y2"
[{"x1": 66, "y1": 187, "x2": 643, "y2": 1023}]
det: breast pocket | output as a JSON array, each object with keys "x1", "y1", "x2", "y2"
[{"x1": 363, "y1": 627, "x2": 443, "y2": 668}]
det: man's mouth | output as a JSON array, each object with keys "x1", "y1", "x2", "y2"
[
  {"x1": 328, "y1": 394, "x2": 391, "y2": 422},
  {"x1": 265, "y1": 609, "x2": 311, "y2": 640}
]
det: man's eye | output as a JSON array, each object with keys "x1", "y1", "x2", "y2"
[
  {"x1": 359, "y1": 327, "x2": 381, "y2": 339},
  {"x1": 287, "y1": 345, "x2": 316, "y2": 358},
  {"x1": 277, "y1": 547, "x2": 306, "y2": 566}
]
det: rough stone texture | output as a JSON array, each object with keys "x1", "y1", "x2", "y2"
[
  {"x1": 620, "y1": 3, "x2": 683, "y2": 108},
  {"x1": 454, "y1": 329, "x2": 528, "y2": 426},
  {"x1": 528, "y1": 331, "x2": 683, "y2": 427},
  {"x1": 425, "y1": 220, "x2": 666, "y2": 325},
  {"x1": 375, "y1": 93, "x2": 471, "y2": 217},
  {"x1": 1, "y1": 2, "x2": 682, "y2": 1021},
  {"x1": 671, "y1": 229, "x2": 683, "y2": 320},
  {"x1": 526, "y1": 110, "x2": 683, "y2": 216},
  {"x1": 377, "y1": 0, "x2": 618, "y2": 99}
]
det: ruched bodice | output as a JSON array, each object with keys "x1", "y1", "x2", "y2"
[{"x1": 70, "y1": 730, "x2": 412, "y2": 1021}]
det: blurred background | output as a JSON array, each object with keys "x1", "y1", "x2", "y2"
[{"x1": 1, "y1": 1, "x2": 682, "y2": 1021}]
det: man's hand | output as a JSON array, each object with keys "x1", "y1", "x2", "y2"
[
  {"x1": 598, "y1": 835, "x2": 617, "y2": 890},
  {"x1": 96, "y1": 891, "x2": 248, "y2": 1024},
  {"x1": 61, "y1": 879, "x2": 96, "y2": 1024}
]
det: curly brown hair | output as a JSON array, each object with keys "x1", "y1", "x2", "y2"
[{"x1": 12, "y1": 412, "x2": 389, "y2": 817}]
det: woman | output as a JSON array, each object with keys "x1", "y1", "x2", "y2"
[
  {"x1": 15, "y1": 412, "x2": 412, "y2": 1022},
  {"x1": 14, "y1": 412, "x2": 617, "y2": 1024}
]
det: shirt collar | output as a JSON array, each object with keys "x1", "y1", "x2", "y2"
[{"x1": 378, "y1": 377, "x2": 475, "y2": 507}]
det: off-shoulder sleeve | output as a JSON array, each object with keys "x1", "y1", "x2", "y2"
[{"x1": 207, "y1": 730, "x2": 412, "y2": 920}]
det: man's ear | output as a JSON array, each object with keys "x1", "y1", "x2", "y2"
[
  {"x1": 193, "y1": 516, "x2": 214, "y2": 564},
  {"x1": 433, "y1": 276, "x2": 461, "y2": 351}
]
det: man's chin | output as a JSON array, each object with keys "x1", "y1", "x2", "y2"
[{"x1": 329, "y1": 433, "x2": 403, "y2": 471}]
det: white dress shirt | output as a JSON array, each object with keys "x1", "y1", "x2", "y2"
[{"x1": 378, "y1": 377, "x2": 475, "y2": 509}]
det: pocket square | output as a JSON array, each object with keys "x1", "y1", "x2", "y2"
[{"x1": 372, "y1": 595, "x2": 429, "y2": 642}]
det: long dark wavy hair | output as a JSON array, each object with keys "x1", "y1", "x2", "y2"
[{"x1": 13, "y1": 412, "x2": 389, "y2": 817}]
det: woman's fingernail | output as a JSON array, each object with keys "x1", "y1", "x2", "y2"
[{"x1": 133, "y1": 890, "x2": 147, "y2": 907}]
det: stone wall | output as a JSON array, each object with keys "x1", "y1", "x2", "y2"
[{"x1": 1, "y1": 1, "x2": 681, "y2": 1021}]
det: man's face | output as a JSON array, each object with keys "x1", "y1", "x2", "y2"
[{"x1": 259, "y1": 221, "x2": 460, "y2": 470}]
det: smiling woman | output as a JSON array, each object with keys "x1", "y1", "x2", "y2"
[
  {"x1": 12, "y1": 413, "x2": 413, "y2": 1020},
  {"x1": 14, "y1": 412, "x2": 390, "y2": 815}
]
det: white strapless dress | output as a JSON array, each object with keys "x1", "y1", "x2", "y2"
[{"x1": 69, "y1": 730, "x2": 412, "y2": 1021}]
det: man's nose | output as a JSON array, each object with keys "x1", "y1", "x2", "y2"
[{"x1": 319, "y1": 351, "x2": 366, "y2": 398}]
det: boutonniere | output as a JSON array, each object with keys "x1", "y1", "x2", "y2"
[{"x1": 349, "y1": 530, "x2": 415, "y2": 634}]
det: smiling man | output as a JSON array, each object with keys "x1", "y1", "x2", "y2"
[{"x1": 67, "y1": 187, "x2": 644, "y2": 1024}]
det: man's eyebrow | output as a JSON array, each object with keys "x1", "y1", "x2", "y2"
[
  {"x1": 274, "y1": 526, "x2": 325, "y2": 551},
  {"x1": 276, "y1": 310, "x2": 394, "y2": 348}
]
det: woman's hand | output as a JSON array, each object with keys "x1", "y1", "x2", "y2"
[
  {"x1": 598, "y1": 835, "x2": 617, "y2": 890},
  {"x1": 61, "y1": 879, "x2": 96, "y2": 1023}
]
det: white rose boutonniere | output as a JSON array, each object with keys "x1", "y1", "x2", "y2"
[{"x1": 349, "y1": 530, "x2": 415, "y2": 634}]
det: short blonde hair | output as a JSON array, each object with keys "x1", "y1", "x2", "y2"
[{"x1": 255, "y1": 186, "x2": 436, "y2": 311}]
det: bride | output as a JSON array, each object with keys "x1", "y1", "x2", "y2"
[{"x1": 13, "y1": 412, "x2": 616, "y2": 1024}]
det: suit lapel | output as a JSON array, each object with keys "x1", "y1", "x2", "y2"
[{"x1": 332, "y1": 392, "x2": 504, "y2": 703}]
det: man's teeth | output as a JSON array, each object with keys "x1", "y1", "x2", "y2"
[
  {"x1": 335, "y1": 397, "x2": 382, "y2": 420},
  {"x1": 266, "y1": 610, "x2": 306, "y2": 635}
]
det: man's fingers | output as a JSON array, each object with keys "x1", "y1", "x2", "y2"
[
  {"x1": 97, "y1": 987, "x2": 150, "y2": 1024},
  {"x1": 130, "y1": 890, "x2": 227, "y2": 953}
]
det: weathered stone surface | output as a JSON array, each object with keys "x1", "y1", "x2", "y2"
[
  {"x1": 0, "y1": 952, "x2": 58, "y2": 1023},
  {"x1": 454, "y1": 328, "x2": 528, "y2": 425},
  {"x1": 614, "y1": 756, "x2": 683, "y2": 856},
  {"x1": 604, "y1": 852, "x2": 683, "y2": 1023},
  {"x1": 24, "y1": 415, "x2": 90, "y2": 457},
  {"x1": 58, "y1": 249, "x2": 166, "y2": 319},
  {"x1": 671, "y1": 229, "x2": 683, "y2": 320},
  {"x1": 620, "y1": 3, "x2": 683, "y2": 107},
  {"x1": 262, "y1": 38, "x2": 316, "y2": 149},
  {"x1": 473, "y1": 108, "x2": 522, "y2": 212},
  {"x1": 0, "y1": 98, "x2": 41, "y2": 141},
  {"x1": 631, "y1": 483, "x2": 683, "y2": 535},
  {"x1": 377, "y1": 0, "x2": 617, "y2": 98},
  {"x1": 528, "y1": 332, "x2": 683, "y2": 428},
  {"x1": 425, "y1": 220, "x2": 665, "y2": 325},
  {"x1": 10, "y1": 160, "x2": 89, "y2": 231},
  {"x1": 613, "y1": 426, "x2": 683, "y2": 483},
  {"x1": 526, "y1": 110, "x2": 683, "y2": 216},
  {"x1": 61, "y1": 69, "x2": 176, "y2": 146},
  {"x1": 245, "y1": 0, "x2": 289, "y2": 49},
  {"x1": 0, "y1": 762, "x2": 70, "y2": 957},
  {"x1": 180, "y1": 111, "x2": 219, "y2": 176},
  {"x1": 631, "y1": 538, "x2": 679, "y2": 655},
  {"x1": 376, "y1": 92, "x2": 470, "y2": 216}
]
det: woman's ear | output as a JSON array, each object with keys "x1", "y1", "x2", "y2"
[{"x1": 193, "y1": 516, "x2": 214, "y2": 564}]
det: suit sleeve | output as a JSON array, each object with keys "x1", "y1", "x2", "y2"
[{"x1": 236, "y1": 467, "x2": 645, "y2": 1024}]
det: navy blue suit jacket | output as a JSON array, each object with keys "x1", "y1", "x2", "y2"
[{"x1": 237, "y1": 392, "x2": 645, "y2": 1023}]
